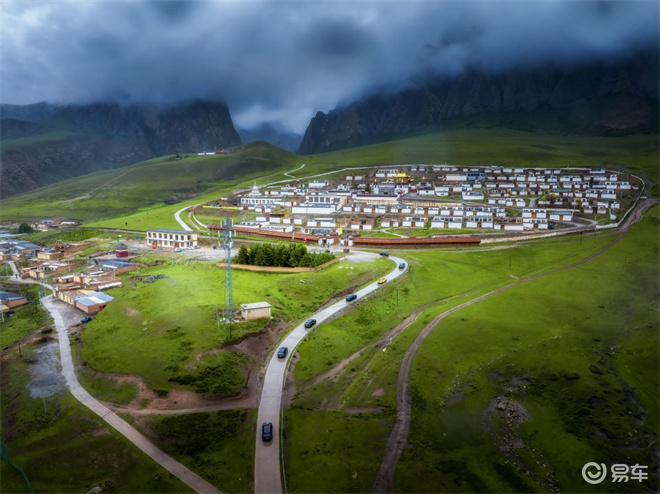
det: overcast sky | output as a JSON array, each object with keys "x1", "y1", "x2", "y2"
[{"x1": 1, "y1": 0, "x2": 658, "y2": 133}]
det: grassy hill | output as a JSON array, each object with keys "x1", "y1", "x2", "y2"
[
  {"x1": 299, "y1": 127, "x2": 659, "y2": 182},
  {"x1": 1, "y1": 128, "x2": 657, "y2": 228},
  {"x1": 0, "y1": 142, "x2": 297, "y2": 225}
]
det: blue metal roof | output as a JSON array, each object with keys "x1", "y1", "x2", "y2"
[
  {"x1": 0, "y1": 291, "x2": 26, "y2": 301},
  {"x1": 75, "y1": 292, "x2": 114, "y2": 306},
  {"x1": 101, "y1": 260, "x2": 135, "y2": 267}
]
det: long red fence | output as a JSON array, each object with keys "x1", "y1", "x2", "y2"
[{"x1": 210, "y1": 224, "x2": 481, "y2": 246}]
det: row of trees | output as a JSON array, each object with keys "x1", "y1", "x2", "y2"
[{"x1": 233, "y1": 242, "x2": 334, "y2": 268}]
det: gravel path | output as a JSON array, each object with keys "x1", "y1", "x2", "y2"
[
  {"x1": 372, "y1": 198, "x2": 657, "y2": 493},
  {"x1": 6, "y1": 262, "x2": 222, "y2": 494}
]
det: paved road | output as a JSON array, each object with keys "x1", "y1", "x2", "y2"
[
  {"x1": 283, "y1": 163, "x2": 305, "y2": 178},
  {"x1": 254, "y1": 255, "x2": 408, "y2": 494},
  {"x1": 6, "y1": 263, "x2": 221, "y2": 494},
  {"x1": 174, "y1": 206, "x2": 194, "y2": 231}
]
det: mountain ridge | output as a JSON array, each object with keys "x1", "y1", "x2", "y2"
[
  {"x1": 298, "y1": 52, "x2": 659, "y2": 154},
  {"x1": 1, "y1": 100, "x2": 241, "y2": 197}
]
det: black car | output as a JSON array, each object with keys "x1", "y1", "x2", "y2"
[
  {"x1": 379, "y1": 252, "x2": 390, "y2": 257},
  {"x1": 304, "y1": 318, "x2": 316, "y2": 328},
  {"x1": 399, "y1": 263, "x2": 406, "y2": 270},
  {"x1": 346, "y1": 294, "x2": 358, "y2": 302},
  {"x1": 277, "y1": 346, "x2": 288, "y2": 358},
  {"x1": 262, "y1": 422, "x2": 273, "y2": 441}
]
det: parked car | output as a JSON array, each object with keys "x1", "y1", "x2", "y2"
[
  {"x1": 304, "y1": 318, "x2": 317, "y2": 328},
  {"x1": 277, "y1": 347, "x2": 288, "y2": 358},
  {"x1": 81, "y1": 316, "x2": 92, "y2": 324},
  {"x1": 262, "y1": 422, "x2": 273, "y2": 441},
  {"x1": 345, "y1": 294, "x2": 358, "y2": 302},
  {"x1": 377, "y1": 278, "x2": 387, "y2": 285},
  {"x1": 399, "y1": 263, "x2": 406, "y2": 270},
  {"x1": 379, "y1": 252, "x2": 389, "y2": 257},
  {"x1": 174, "y1": 248, "x2": 183, "y2": 252}
]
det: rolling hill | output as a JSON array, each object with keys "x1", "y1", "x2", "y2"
[
  {"x1": 0, "y1": 127, "x2": 657, "y2": 230},
  {"x1": 0, "y1": 100, "x2": 241, "y2": 198}
]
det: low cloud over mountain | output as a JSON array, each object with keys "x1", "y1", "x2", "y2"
[{"x1": 2, "y1": 1, "x2": 657, "y2": 133}]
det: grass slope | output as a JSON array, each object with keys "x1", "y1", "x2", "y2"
[
  {"x1": 285, "y1": 218, "x2": 657, "y2": 492},
  {"x1": 80, "y1": 258, "x2": 390, "y2": 394},
  {"x1": 0, "y1": 344, "x2": 189, "y2": 493},
  {"x1": 300, "y1": 128, "x2": 659, "y2": 182},
  {"x1": 1, "y1": 128, "x2": 656, "y2": 229},
  {"x1": 396, "y1": 207, "x2": 659, "y2": 492},
  {"x1": 0, "y1": 142, "x2": 297, "y2": 224}
]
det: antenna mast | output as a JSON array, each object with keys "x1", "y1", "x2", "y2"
[{"x1": 221, "y1": 216, "x2": 234, "y2": 337}]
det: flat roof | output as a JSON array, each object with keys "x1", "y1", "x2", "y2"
[
  {"x1": 0, "y1": 291, "x2": 26, "y2": 301},
  {"x1": 240, "y1": 302, "x2": 271, "y2": 310},
  {"x1": 148, "y1": 229, "x2": 196, "y2": 234}
]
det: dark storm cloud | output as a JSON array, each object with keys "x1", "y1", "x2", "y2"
[{"x1": 1, "y1": 1, "x2": 657, "y2": 132}]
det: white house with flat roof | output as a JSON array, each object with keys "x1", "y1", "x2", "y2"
[
  {"x1": 240, "y1": 302, "x2": 271, "y2": 321},
  {"x1": 147, "y1": 229, "x2": 198, "y2": 249}
]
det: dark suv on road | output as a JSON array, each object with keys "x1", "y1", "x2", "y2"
[
  {"x1": 304, "y1": 318, "x2": 316, "y2": 328},
  {"x1": 262, "y1": 422, "x2": 273, "y2": 441},
  {"x1": 277, "y1": 347, "x2": 288, "y2": 358},
  {"x1": 346, "y1": 294, "x2": 358, "y2": 302},
  {"x1": 380, "y1": 252, "x2": 389, "y2": 257}
]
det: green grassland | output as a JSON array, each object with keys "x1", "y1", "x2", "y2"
[
  {"x1": 79, "y1": 258, "x2": 390, "y2": 395},
  {"x1": 0, "y1": 130, "x2": 78, "y2": 151},
  {"x1": 284, "y1": 409, "x2": 394, "y2": 493},
  {"x1": 395, "y1": 207, "x2": 659, "y2": 492},
  {"x1": 0, "y1": 142, "x2": 297, "y2": 225},
  {"x1": 292, "y1": 233, "x2": 615, "y2": 385},
  {"x1": 138, "y1": 410, "x2": 255, "y2": 493},
  {"x1": 0, "y1": 284, "x2": 50, "y2": 349},
  {"x1": 0, "y1": 344, "x2": 189, "y2": 493},
  {"x1": 1, "y1": 129, "x2": 657, "y2": 230},
  {"x1": 299, "y1": 128, "x2": 659, "y2": 182},
  {"x1": 284, "y1": 214, "x2": 657, "y2": 492}
]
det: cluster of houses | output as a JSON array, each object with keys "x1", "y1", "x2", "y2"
[
  {"x1": 0, "y1": 238, "x2": 138, "y2": 315},
  {"x1": 0, "y1": 218, "x2": 81, "y2": 232},
  {"x1": 0, "y1": 290, "x2": 28, "y2": 314},
  {"x1": 210, "y1": 165, "x2": 633, "y2": 236}
]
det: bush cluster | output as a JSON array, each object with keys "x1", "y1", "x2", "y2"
[{"x1": 233, "y1": 242, "x2": 334, "y2": 268}]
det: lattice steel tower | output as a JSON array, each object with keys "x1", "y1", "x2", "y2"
[{"x1": 221, "y1": 216, "x2": 234, "y2": 334}]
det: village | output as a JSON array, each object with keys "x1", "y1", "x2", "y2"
[
  {"x1": 0, "y1": 164, "x2": 637, "y2": 318},
  {"x1": 199, "y1": 164, "x2": 635, "y2": 245}
]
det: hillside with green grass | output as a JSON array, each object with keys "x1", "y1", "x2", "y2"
[
  {"x1": 285, "y1": 208, "x2": 659, "y2": 493},
  {"x1": 0, "y1": 142, "x2": 297, "y2": 224},
  {"x1": 1, "y1": 128, "x2": 657, "y2": 229}
]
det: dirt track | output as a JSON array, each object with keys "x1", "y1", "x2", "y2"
[{"x1": 371, "y1": 199, "x2": 657, "y2": 493}]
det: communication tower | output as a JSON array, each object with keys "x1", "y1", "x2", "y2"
[{"x1": 221, "y1": 216, "x2": 234, "y2": 336}]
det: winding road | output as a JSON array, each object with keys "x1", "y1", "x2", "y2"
[
  {"x1": 6, "y1": 262, "x2": 221, "y2": 494},
  {"x1": 254, "y1": 255, "x2": 408, "y2": 494},
  {"x1": 174, "y1": 205, "x2": 195, "y2": 231},
  {"x1": 371, "y1": 198, "x2": 657, "y2": 493}
]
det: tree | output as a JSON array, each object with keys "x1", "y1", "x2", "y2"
[
  {"x1": 235, "y1": 245, "x2": 249, "y2": 264},
  {"x1": 18, "y1": 223, "x2": 33, "y2": 234},
  {"x1": 261, "y1": 243, "x2": 275, "y2": 266}
]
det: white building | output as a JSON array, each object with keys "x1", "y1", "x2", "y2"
[{"x1": 147, "y1": 229, "x2": 198, "y2": 249}]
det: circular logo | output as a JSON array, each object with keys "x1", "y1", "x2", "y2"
[{"x1": 582, "y1": 462, "x2": 607, "y2": 484}]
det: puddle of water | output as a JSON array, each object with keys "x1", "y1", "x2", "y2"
[{"x1": 25, "y1": 342, "x2": 66, "y2": 399}]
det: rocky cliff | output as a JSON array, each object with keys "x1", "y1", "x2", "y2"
[
  {"x1": 298, "y1": 53, "x2": 659, "y2": 154},
  {"x1": 1, "y1": 100, "x2": 241, "y2": 197},
  {"x1": 54, "y1": 99, "x2": 241, "y2": 155}
]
